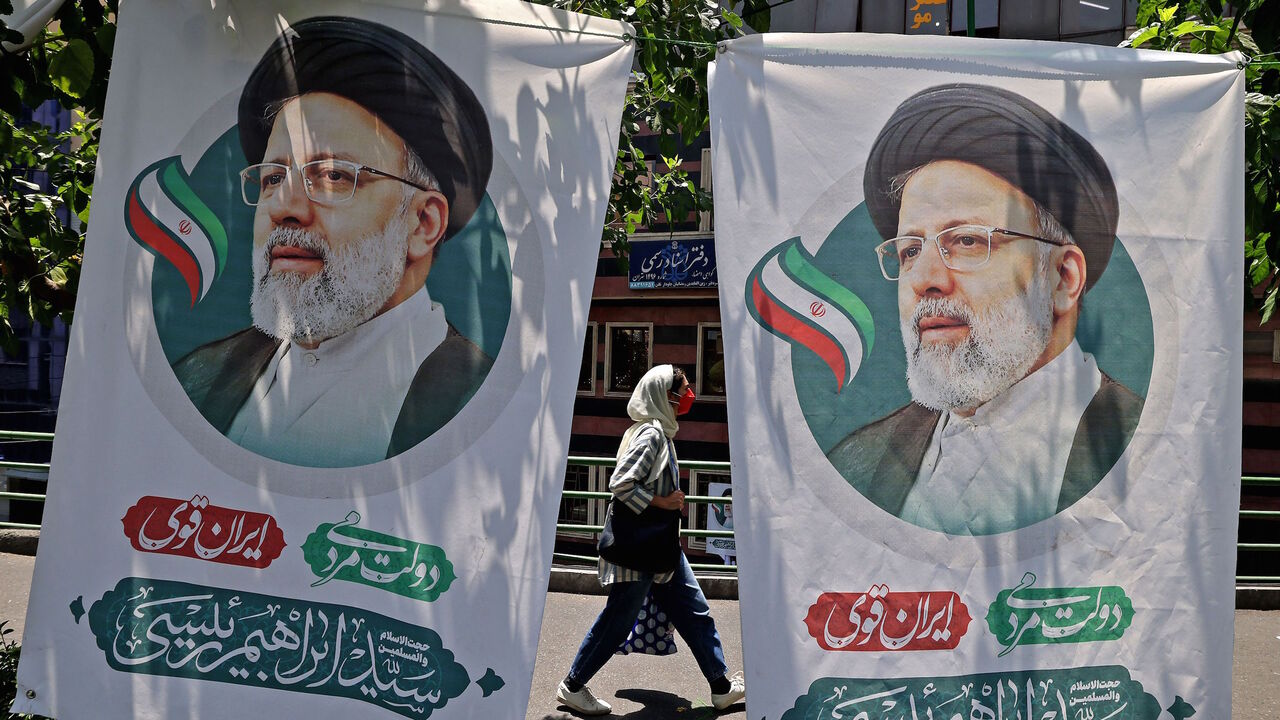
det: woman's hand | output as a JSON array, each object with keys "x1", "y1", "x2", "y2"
[{"x1": 652, "y1": 490, "x2": 685, "y2": 512}]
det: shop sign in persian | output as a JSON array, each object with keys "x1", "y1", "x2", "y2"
[
  {"x1": 14, "y1": 2, "x2": 632, "y2": 718},
  {"x1": 628, "y1": 237, "x2": 718, "y2": 289},
  {"x1": 905, "y1": 0, "x2": 949, "y2": 33},
  {"x1": 711, "y1": 33, "x2": 1241, "y2": 719}
]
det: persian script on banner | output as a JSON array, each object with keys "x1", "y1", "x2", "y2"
[
  {"x1": 709, "y1": 34, "x2": 1242, "y2": 719},
  {"x1": 13, "y1": 2, "x2": 631, "y2": 718}
]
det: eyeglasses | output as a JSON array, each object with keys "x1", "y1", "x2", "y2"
[
  {"x1": 239, "y1": 159, "x2": 434, "y2": 206},
  {"x1": 874, "y1": 224, "x2": 1068, "y2": 280}
]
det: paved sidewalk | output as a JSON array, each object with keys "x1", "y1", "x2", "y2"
[
  {"x1": 0, "y1": 551, "x2": 35, "y2": 640},
  {"x1": 2, "y1": 554, "x2": 1278, "y2": 718},
  {"x1": 527, "y1": 591, "x2": 745, "y2": 720}
]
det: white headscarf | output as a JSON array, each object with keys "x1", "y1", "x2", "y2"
[{"x1": 616, "y1": 364, "x2": 680, "y2": 466}]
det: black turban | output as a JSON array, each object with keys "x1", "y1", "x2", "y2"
[
  {"x1": 238, "y1": 16, "x2": 493, "y2": 240},
  {"x1": 864, "y1": 84, "x2": 1118, "y2": 290}
]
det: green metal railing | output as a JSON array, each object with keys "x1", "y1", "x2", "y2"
[
  {"x1": 2, "y1": 438, "x2": 1278, "y2": 583},
  {"x1": 559, "y1": 462, "x2": 1280, "y2": 580},
  {"x1": 0, "y1": 430, "x2": 53, "y2": 531},
  {"x1": 555, "y1": 456, "x2": 736, "y2": 572},
  {"x1": 1238, "y1": 476, "x2": 1280, "y2": 557}
]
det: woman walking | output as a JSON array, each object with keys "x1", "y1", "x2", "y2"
[{"x1": 556, "y1": 364, "x2": 746, "y2": 716}]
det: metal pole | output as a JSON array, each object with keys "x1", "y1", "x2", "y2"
[{"x1": 967, "y1": 0, "x2": 976, "y2": 36}]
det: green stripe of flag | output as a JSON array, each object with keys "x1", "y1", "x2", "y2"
[
  {"x1": 781, "y1": 242, "x2": 875, "y2": 356},
  {"x1": 160, "y1": 159, "x2": 228, "y2": 278},
  {"x1": 756, "y1": 247, "x2": 841, "y2": 350}
]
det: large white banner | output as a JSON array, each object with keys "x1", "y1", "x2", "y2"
[
  {"x1": 710, "y1": 34, "x2": 1243, "y2": 719},
  {"x1": 14, "y1": 2, "x2": 630, "y2": 718}
]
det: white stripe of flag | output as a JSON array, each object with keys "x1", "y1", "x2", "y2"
[
  {"x1": 761, "y1": 251, "x2": 865, "y2": 387},
  {"x1": 138, "y1": 169, "x2": 217, "y2": 299}
]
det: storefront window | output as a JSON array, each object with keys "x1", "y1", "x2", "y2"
[
  {"x1": 578, "y1": 323, "x2": 596, "y2": 394},
  {"x1": 606, "y1": 323, "x2": 652, "y2": 395},
  {"x1": 698, "y1": 323, "x2": 726, "y2": 398}
]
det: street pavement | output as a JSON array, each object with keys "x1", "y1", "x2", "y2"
[
  {"x1": 527, "y1": 591, "x2": 745, "y2": 720},
  {"x1": 1, "y1": 553, "x2": 1277, "y2": 718},
  {"x1": 0, "y1": 551, "x2": 34, "y2": 643}
]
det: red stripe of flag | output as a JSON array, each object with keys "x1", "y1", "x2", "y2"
[
  {"x1": 752, "y1": 275, "x2": 847, "y2": 391},
  {"x1": 127, "y1": 185, "x2": 200, "y2": 306}
]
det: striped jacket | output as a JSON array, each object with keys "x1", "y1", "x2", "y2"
[{"x1": 598, "y1": 424, "x2": 679, "y2": 585}]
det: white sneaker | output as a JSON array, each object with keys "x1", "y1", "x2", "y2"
[
  {"x1": 557, "y1": 680, "x2": 612, "y2": 716},
  {"x1": 712, "y1": 671, "x2": 746, "y2": 711}
]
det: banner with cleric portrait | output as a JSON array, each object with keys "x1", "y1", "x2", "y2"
[
  {"x1": 13, "y1": 2, "x2": 630, "y2": 718},
  {"x1": 710, "y1": 34, "x2": 1242, "y2": 719}
]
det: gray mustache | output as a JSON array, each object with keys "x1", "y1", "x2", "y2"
[
  {"x1": 910, "y1": 297, "x2": 974, "y2": 334},
  {"x1": 265, "y1": 226, "x2": 329, "y2": 262}
]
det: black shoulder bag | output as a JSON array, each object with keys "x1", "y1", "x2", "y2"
[
  {"x1": 597, "y1": 501, "x2": 682, "y2": 574},
  {"x1": 597, "y1": 435, "x2": 682, "y2": 574}
]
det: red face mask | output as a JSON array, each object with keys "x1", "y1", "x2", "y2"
[{"x1": 673, "y1": 387, "x2": 696, "y2": 416}]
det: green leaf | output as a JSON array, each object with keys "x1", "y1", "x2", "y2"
[
  {"x1": 95, "y1": 23, "x2": 116, "y2": 55},
  {"x1": 741, "y1": 0, "x2": 772, "y2": 32},
  {"x1": 1125, "y1": 25, "x2": 1161, "y2": 48},
  {"x1": 722, "y1": 10, "x2": 743, "y2": 29},
  {"x1": 1237, "y1": 30, "x2": 1261, "y2": 55},
  {"x1": 1246, "y1": 92, "x2": 1277, "y2": 123},
  {"x1": 656, "y1": 133, "x2": 676, "y2": 157},
  {"x1": 1251, "y1": 0, "x2": 1280, "y2": 54},
  {"x1": 1158, "y1": 4, "x2": 1179, "y2": 23},
  {"x1": 1249, "y1": 260, "x2": 1270, "y2": 286},
  {"x1": 1136, "y1": 0, "x2": 1163, "y2": 25},
  {"x1": 13, "y1": 177, "x2": 41, "y2": 193},
  {"x1": 1245, "y1": 91, "x2": 1277, "y2": 108},
  {"x1": 49, "y1": 39, "x2": 95, "y2": 98},
  {"x1": 1171, "y1": 20, "x2": 1225, "y2": 37},
  {"x1": 1260, "y1": 287, "x2": 1277, "y2": 324}
]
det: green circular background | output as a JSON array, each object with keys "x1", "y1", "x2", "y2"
[
  {"x1": 150, "y1": 126, "x2": 511, "y2": 365},
  {"x1": 796, "y1": 203, "x2": 1154, "y2": 456}
]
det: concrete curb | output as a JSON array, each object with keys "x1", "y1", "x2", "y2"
[
  {"x1": 549, "y1": 566, "x2": 738, "y2": 600},
  {"x1": 1236, "y1": 586, "x2": 1280, "y2": 611},
  {"x1": 0, "y1": 529, "x2": 38, "y2": 556}
]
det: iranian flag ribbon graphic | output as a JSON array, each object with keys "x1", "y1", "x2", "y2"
[
  {"x1": 124, "y1": 156, "x2": 228, "y2": 306},
  {"x1": 746, "y1": 237, "x2": 874, "y2": 392}
]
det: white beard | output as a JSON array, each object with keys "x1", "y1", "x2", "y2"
[
  {"x1": 902, "y1": 270, "x2": 1054, "y2": 412},
  {"x1": 250, "y1": 213, "x2": 410, "y2": 345}
]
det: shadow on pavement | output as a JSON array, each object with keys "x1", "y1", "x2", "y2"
[
  {"x1": 536, "y1": 687, "x2": 743, "y2": 720},
  {"x1": 614, "y1": 688, "x2": 739, "y2": 718}
]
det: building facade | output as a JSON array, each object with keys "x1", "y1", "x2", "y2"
[{"x1": 555, "y1": 1, "x2": 1280, "y2": 570}]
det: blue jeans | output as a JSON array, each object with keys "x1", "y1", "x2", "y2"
[{"x1": 568, "y1": 554, "x2": 729, "y2": 685}]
